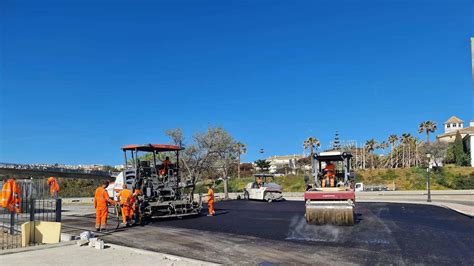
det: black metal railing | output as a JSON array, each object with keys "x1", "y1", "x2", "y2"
[{"x1": 1, "y1": 178, "x2": 62, "y2": 250}]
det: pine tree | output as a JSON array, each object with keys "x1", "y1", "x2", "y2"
[
  {"x1": 333, "y1": 131, "x2": 341, "y2": 150},
  {"x1": 453, "y1": 131, "x2": 466, "y2": 166}
]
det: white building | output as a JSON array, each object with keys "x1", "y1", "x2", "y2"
[
  {"x1": 265, "y1": 154, "x2": 307, "y2": 174},
  {"x1": 436, "y1": 116, "x2": 474, "y2": 167}
]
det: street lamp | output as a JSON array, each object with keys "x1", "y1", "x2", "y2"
[{"x1": 426, "y1": 153, "x2": 432, "y2": 202}]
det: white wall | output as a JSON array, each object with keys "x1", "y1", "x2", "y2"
[{"x1": 470, "y1": 134, "x2": 474, "y2": 167}]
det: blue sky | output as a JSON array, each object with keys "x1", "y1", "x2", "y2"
[{"x1": 1, "y1": 0, "x2": 473, "y2": 165}]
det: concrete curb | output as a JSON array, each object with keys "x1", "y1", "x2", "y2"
[
  {"x1": 112, "y1": 244, "x2": 219, "y2": 265},
  {"x1": 436, "y1": 203, "x2": 474, "y2": 218},
  {"x1": 1, "y1": 239, "x2": 216, "y2": 265},
  {"x1": 0, "y1": 240, "x2": 76, "y2": 256}
]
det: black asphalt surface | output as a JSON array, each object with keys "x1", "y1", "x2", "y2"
[
  {"x1": 152, "y1": 200, "x2": 474, "y2": 265},
  {"x1": 62, "y1": 200, "x2": 473, "y2": 264}
]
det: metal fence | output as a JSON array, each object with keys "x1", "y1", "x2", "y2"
[{"x1": 1, "y1": 178, "x2": 62, "y2": 250}]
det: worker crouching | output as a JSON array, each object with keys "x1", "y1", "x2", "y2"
[
  {"x1": 117, "y1": 184, "x2": 134, "y2": 227},
  {"x1": 94, "y1": 180, "x2": 116, "y2": 231}
]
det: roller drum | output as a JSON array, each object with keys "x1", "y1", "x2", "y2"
[{"x1": 305, "y1": 201, "x2": 354, "y2": 226}]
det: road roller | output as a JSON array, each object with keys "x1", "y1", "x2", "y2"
[{"x1": 304, "y1": 151, "x2": 355, "y2": 225}]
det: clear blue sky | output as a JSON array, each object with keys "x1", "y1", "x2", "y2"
[{"x1": 1, "y1": 0, "x2": 473, "y2": 165}]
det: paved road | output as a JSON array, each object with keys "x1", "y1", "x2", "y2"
[{"x1": 62, "y1": 200, "x2": 473, "y2": 265}]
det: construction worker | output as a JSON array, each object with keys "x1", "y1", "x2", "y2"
[
  {"x1": 47, "y1": 176, "x2": 60, "y2": 198},
  {"x1": 132, "y1": 187, "x2": 142, "y2": 224},
  {"x1": 207, "y1": 184, "x2": 215, "y2": 217},
  {"x1": 160, "y1": 156, "x2": 172, "y2": 176},
  {"x1": 117, "y1": 184, "x2": 133, "y2": 226},
  {"x1": 1, "y1": 176, "x2": 21, "y2": 213},
  {"x1": 93, "y1": 180, "x2": 116, "y2": 231},
  {"x1": 322, "y1": 162, "x2": 336, "y2": 188}
]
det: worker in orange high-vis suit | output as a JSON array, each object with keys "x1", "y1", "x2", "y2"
[
  {"x1": 159, "y1": 157, "x2": 172, "y2": 176},
  {"x1": 207, "y1": 184, "x2": 215, "y2": 217},
  {"x1": 1, "y1": 177, "x2": 22, "y2": 213},
  {"x1": 94, "y1": 180, "x2": 116, "y2": 231},
  {"x1": 117, "y1": 184, "x2": 133, "y2": 226},
  {"x1": 322, "y1": 162, "x2": 336, "y2": 188},
  {"x1": 47, "y1": 177, "x2": 60, "y2": 198},
  {"x1": 131, "y1": 187, "x2": 142, "y2": 224}
]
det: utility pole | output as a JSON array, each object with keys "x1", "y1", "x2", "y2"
[
  {"x1": 426, "y1": 154, "x2": 432, "y2": 202},
  {"x1": 471, "y1": 38, "x2": 474, "y2": 88},
  {"x1": 237, "y1": 152, "x2": 241, "y2": 179}
]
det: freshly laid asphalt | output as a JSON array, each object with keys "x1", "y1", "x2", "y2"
[{"x1": 62, "y1": 200, "x2": 474, "y2": 265}]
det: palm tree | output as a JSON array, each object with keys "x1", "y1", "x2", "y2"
[
  {"x1": 411, "y1": 137, "x2": 421, "y2": 167},
  {"x1": 377, "y1": 141, "x2": 389, "y2": 153},
  {"x1": 304, "y1": 137, "x2": 320, "y2": 174},
  {"x1": 407, "y1": 135, "x2": 415, "y2": 167},
  {"x1": 303, "y1": 137, "x2": 320, "y2": 158},
  {"x1": 365, "y1": 139, "x2": 377, "y2": 169},
  {"x1": 233, "y1": 142, "x2": 246, "y2": 179},
  {"x1": 418, "y1": 121, "x2": 437, "y2": 144},
  {"x1": 388, "y1": 135, "x2": 398, "y2": 168},
  {"x1": 376, "y1": 141, "x2": 389, "y2": 168},
  {"x1": 400, "y1": 133, "x2": 412, "y2": 167}
]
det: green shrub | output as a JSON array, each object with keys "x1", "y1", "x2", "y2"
[{"x1": 452, "y1": 173, "x2": 474, "y2": 189}]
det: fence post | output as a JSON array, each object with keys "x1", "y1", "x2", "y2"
[
  {"x1": 29, "y1": 197, "x2": 35, "y2": 222},
  {"x1": 55, "y1": 198, "x2": 62, "y2": 222},
  {"x1": 10, "y1": 212, "x2": 15, "y2": 235}
]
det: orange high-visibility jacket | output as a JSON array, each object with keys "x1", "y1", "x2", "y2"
[
  {"x1": 160, "y1": 159, "x2": 172, "y2": 176},
  {"x1": 133, "y1": 188, "x2": 142, "y2": 196},
  {"x1": 207, "y1": 188, "x2": 214, "y2": 203},
  {"x1": 94, "y1": 187, "x2": 114, "y2": 209},
  {"x1": 324, "y1": 163, "x2": 336, "y2": 177},
  {"x1": 324, "y1": 163, "x2": 335, "y2": 172},
  {"x1": 118, "y1": 189, "x2": 132, "y2": 206},
  {"x1": 47, "y1": 177, "x2": 60, "y2": 193},
  {"x1": 1, "y1": 179, "x2": 21, "y2": 213}
]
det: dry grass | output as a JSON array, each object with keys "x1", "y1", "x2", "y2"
[{"x1": 0, "y1": 230, "x2": 22, "y2": 250}]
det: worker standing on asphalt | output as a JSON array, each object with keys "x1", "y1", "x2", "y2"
[
  {"x1": 47, "y1": 176, "x2": 60, "y2": 198},
  {"x1": 94, "y1": 180, "x2": 116, "y2": 231},
  {"x1": 1, "y1": 176, "x2": 22, "y2": 213},
  {"x1": 117, "y1": 184, "x2": 133, "y2": 226},
  {"x1": 131, "y1": 187, "x2": 142, "y2": 224},
  {"x1": 207, "y1": 184, "x2": 215, "y2": 217}
]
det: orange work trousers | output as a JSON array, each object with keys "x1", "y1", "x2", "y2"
[
  {"x1": 208, "y1": 200, "x2": 214, "y2": 215},
  {"x1": 95, "y1": 207, "x2": 108, "y2": 229},
  {"x1": 121, "y1": 205, "x2": 134, "y2": 224}
]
